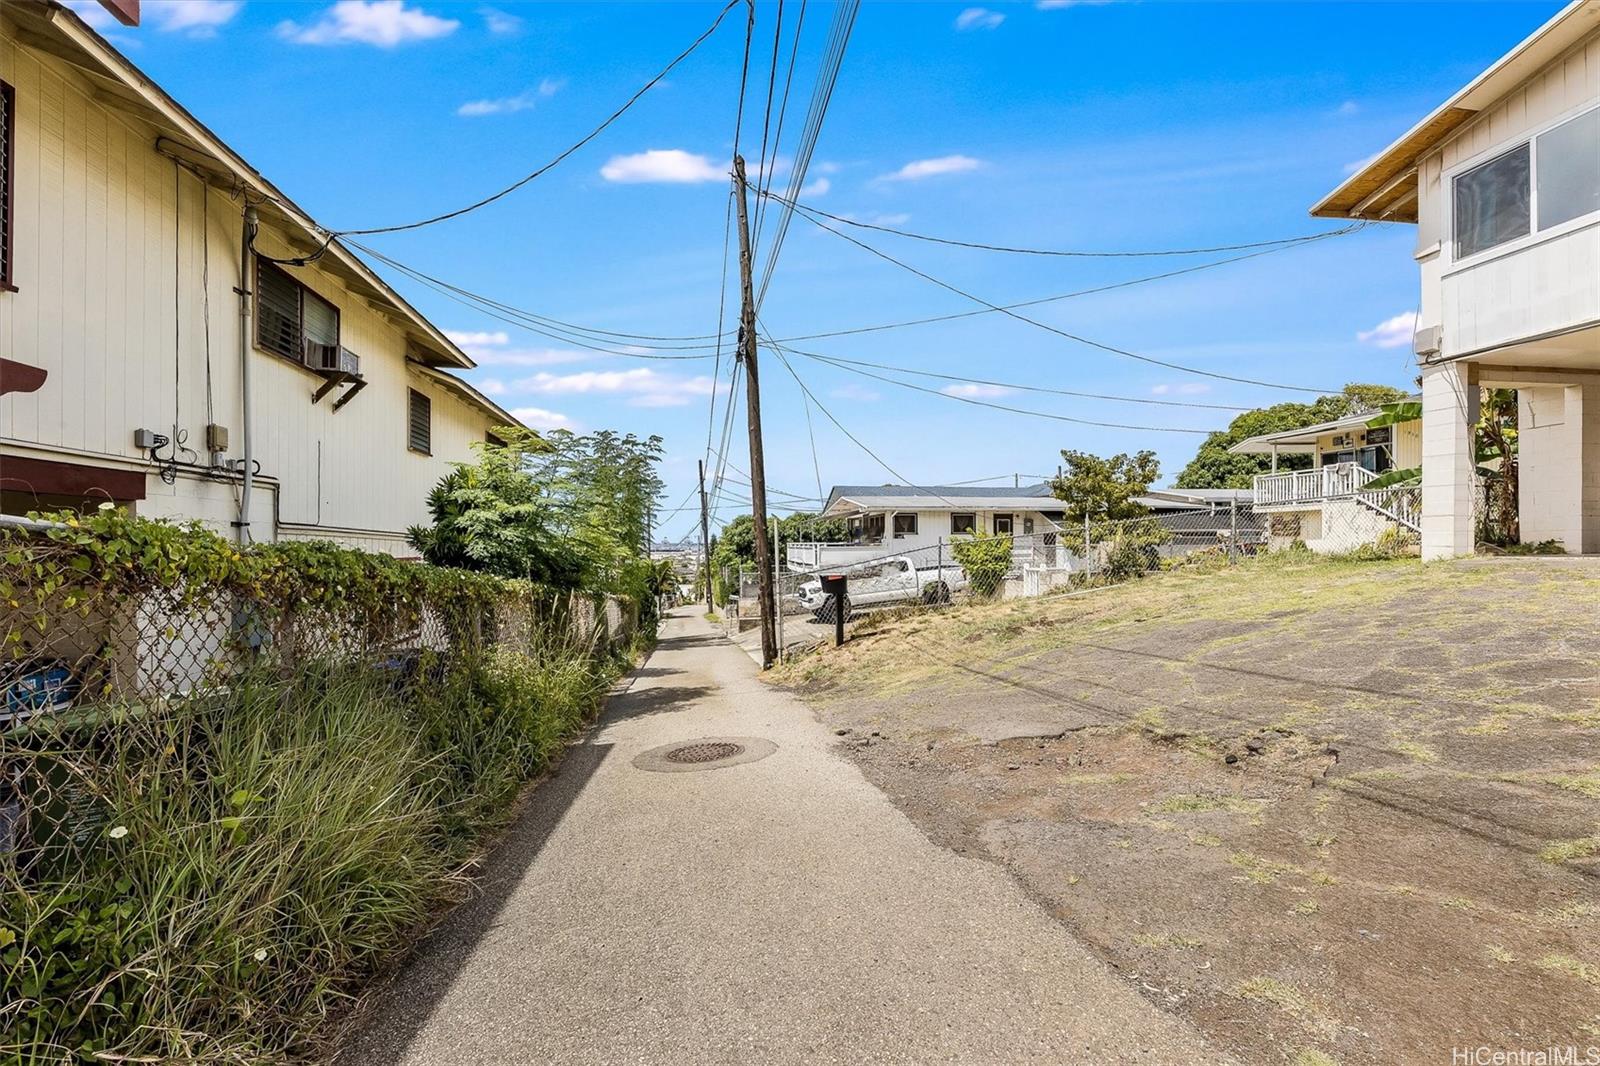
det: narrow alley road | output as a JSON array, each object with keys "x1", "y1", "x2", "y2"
[{"x1": 339, "y1": 607, "x2": 1226, "y2": 1065}]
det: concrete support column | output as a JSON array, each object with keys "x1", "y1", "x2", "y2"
[
  {"x1": 1420, "y1": 361, "x2": 1478, "y2": 560},
  {"x1": 1519, "y1": 383, "x2": 1600, "y2": 552}
]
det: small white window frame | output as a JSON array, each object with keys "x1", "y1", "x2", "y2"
[{"x1": 1445, "y1": 98, "x2": 1600, "y2": 271}]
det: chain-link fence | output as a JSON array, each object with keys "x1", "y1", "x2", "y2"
[
  {"x1": 723, "y1": 494, "x2": 1422, "y2": 645},
  {"x1": 0, "y1": 519, "x2": 636, "y2": 732}
]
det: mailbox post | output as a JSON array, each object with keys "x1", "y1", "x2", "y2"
[{"x1": 820, "y1": 572, "x2": 848, "y2": 647}]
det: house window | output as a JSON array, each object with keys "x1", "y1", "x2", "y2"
[
  {"x1": 1454, "y1": 145, "x2": 1531, "y2": 258},
  {"x1": 893, "y1": 513, "x2": 917, "y2": 537},
  {"x1": 407, "y1": 389, "x2": 431, "y2": 454},
  {"x1": 255, "y1": 258, "x2": 339, "y2": 364},
  {"x1": 1537, "y1": 107, "x2": 1600, "y2": 231},
  {"x1": 864, "y1": 513, "x2": 885, "y2": 541},
  {"x1": 0, "y1": 80, "x2": 14, "y2": 291},
  {"x1": 950, "y1": 512, "x2": 976, "y2": 535}
]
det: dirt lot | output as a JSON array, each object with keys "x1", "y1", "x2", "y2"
[{"x1": 773, "y1": 553, "x2": 1600, "y2": 1066}]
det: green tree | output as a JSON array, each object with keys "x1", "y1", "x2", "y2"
[
  {"x1": 1173, "y1": 382, "x2": 1411, "y2": 489},
  {"x1": 407, "y1": 427, "x2": 665, "y2": 596},
  {"x1": 1050, "y1": 449, "x2": 1161, "y2": 523},
  {"x1": 708, "y1": 511, "x2": 849, "y2": 580}
]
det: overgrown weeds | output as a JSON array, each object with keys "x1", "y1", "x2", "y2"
[{"x1": 0, "y1": 642, "x2": 624, "y2": 1062}]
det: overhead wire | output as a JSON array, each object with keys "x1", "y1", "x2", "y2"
[
  {"x1": 770, "y1": 190, "x2": 1341, "y2": 395},
  {"x1": 773, "y1": 343, "x2": 1214, "y2": 434},
  {"x1": 761, "y1": 193, "x2": 1369, "y2": 258},
  {"x1": 772, "y1": 234, "x2": 1357, "y2": 344},
  {"x1": 754, "y1": 0, "x2": 859, "y2": 310},
  {"x1": 783, "y1": 346, "x2": 1251, "y2": 411},
  {"x1": 330, "y1": 0, "x2": 747, "y2": 239}
]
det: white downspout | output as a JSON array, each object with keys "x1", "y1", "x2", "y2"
[{"x1": 237, "y1": 206, "x2": 256, "y2": 545}]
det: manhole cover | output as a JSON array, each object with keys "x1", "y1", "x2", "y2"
[
  {"x1": 632, "y1": 736, "x2": 777, "y2": 773},
  {"x1": 665, "y1": 741, "x2": 745, "y2": 764}
]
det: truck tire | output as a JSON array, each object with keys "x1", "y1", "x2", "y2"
[
  {"x1": 817, "y1": 594, "x2": 851, "y2": 624},
  {"x1": 921, "y1": 581, "x2": 950, "y2": 605}
]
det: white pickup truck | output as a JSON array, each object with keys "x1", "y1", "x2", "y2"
[{"x1": 795, "y1": 556, "x2": 967, "y2": 622}]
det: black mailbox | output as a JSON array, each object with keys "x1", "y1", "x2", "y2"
[{"x1": 819, "y1": 573, "x2": 848, "y2": 646}]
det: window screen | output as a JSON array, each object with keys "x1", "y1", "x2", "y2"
[
  {"x1": 256, "y1": 258, "x2": 341, "y2": 362},
  {"x1": 407, "y1": 389, "x2": 432, "y2": 454},
  {"x1": 302, "y1": 289, "x2": 339, "y2": 347},
  {"x1": 950, "y1": 513, "x2": 976, "y2": 535},
  {"x1": 1537, "y1": 108, "x2": 1600, "y2": 231},
  {"x1": 893, "y1": 513, "x2": 917, "y2": 536},
  {"x1": 0, "y1": 81, "x2": 13, "y2": 289},
  {"x1": 1454, "y1": 144, "x2": 1530, "y2": 258}
]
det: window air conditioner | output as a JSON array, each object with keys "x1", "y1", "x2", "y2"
[{"x1": 303, "y1": 340, "x2": 360, "y2": 376}]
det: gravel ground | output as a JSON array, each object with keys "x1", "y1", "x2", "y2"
[{"x1": 775, "y1": 555, "x2": 1600, "y2": 1066}]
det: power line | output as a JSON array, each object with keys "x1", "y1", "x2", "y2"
[
  {"x1": 785, "y1": 346, "x2": 1252, "y2": 411},
  {"x1": 758, "y1": 193, "x2": 1368, "y2": 258},
  {"x1": 762, "y1": 331, "x2": 962, "y2": 508},
  {"x1": 755, "y1": 0, "x2": 859, "y2": 310},
  {"x1": 779, "y1": 345, "x2": 1214, "y2": 434},
  {"x1": 772, "y1": 237, "x2": 1351, "y2": 345},
  {"x1": 772, "y1": 192, "x2": 1340, "y2": 395},
  {"x1": 331, "y1": 0, "x2": 747, "y2": 239}
]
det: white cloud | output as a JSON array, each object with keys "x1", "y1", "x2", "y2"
[
  {"x1": 1336, "y1": 100, "x2": 1360, "y2": 117},
  {"x1": 1357, "y1": 311, "x2": 1418, "y2": 349},
  {"x1": 509, "y1": 406, "x2": 574, "y2": 431},
  {"x1": 479, "y1": 5, "x2": 520, "y2": 34},
  {"x1": 799, "y1": 176, "x2": 831, "y2": 198},
  {"x1": 600, "y1": 149, "x2": 723, "y2": 184},
  {"x1": 829, "y1": 383, "x2": 880, "y2": 402},
  {"x1": 1150, "y1": 383, "x2": 1213, "y2": 395},
  {"x1": 1036, "y1": 0, "x2": 1112, "y2": 8},
  {"x1": 878, "y1": 155, "x2": 983, "y2": 182},
  {"x1": 277, "y1": 1, "x2": 459, "y2": 47},
  {"x1": 457, "y1": 80, "x2": 561, "y2": 117},
  {"x1": 143, "y1": 0, "x2": 242, "y2": 36},
  {"x1": 477, "y1": 378, "x2": 508, "y2": 396},
  {"x1": 941, "y1": 383, "x2": 1010, "y2": 399},
  {"x1": 955, "y1": 7, "x2": 1005, "y2": 30},
  {"x1": 447, "y1": 330, "x2": 590, "y2": 367},
  {"x1": 446, "y1": 329, "x2": 510, "y2": 347},
  {"x1": 515, "y1": 367, "x2": 716, "y2": 407}
]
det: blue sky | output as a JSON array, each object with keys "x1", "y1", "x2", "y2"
[{"x1": 82, "y1": 0, "x2": 1563, "y2": 538}]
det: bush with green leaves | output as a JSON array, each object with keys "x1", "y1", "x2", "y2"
[
  {"x1": 951, "y1": 533, "x2": 1014, "y2": 599},
  {"x1": 0, "y1": 511, "x2": 633, "y2": 1062}
]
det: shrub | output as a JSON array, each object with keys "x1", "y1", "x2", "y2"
[
  {"x1": 951, "y1": 533, "x2": 1013, "y2": 599},
  {"x1": 0, "y1": 512, "x2": 632, "y2": 1061}
]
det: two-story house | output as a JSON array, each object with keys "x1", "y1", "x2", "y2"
[
  {"x1": 0, "y1": 0, "x2": 523, "y2": 556},
  {"x1": 1316, "y1": 1, "x2": 1600, "y2": 559}
]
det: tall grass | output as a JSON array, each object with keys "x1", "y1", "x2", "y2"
[{"x1": 0, "y1": 637, "x2": 625, "y2": 1062}]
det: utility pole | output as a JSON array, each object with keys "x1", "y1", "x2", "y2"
[
  {"x1": 698, "y1": 459, "x2": 712, "y2": 610},
  {"x1": 732, "y1": 154, "x2": 777, "y2": 668}
]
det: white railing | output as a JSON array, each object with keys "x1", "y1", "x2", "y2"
[{"x1": 1253, "y1": 462, "x2": 1376, "y2": 506}]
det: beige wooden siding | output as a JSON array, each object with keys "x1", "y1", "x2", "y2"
[
  {"x1": 0, "y1": 29, "x2": 498, "y2": 545},
  {"x1": 1394, "y1": 419, "x2": 1423, "y2": 469},
  {"x1": 1417, "y1": 24, "x2": 1600, "y2": 356}
]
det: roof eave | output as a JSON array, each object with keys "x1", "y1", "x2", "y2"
[
  {"x1": 39, "y1": 1, "x2": 474, "y2": 371},
  {"x1": 1312, "y1": 1, "x2": 1600, "y2": 222}
]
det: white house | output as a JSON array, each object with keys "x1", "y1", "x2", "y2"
[
  {"x1": 0, "y1": 1, "x2": 522, "y2": 556},
  {"x1": 785, "y1": 483, "x2": 1070, "y2": 572},
  {"x1": 784, "y1": 482, "x2": 1249, "y2": 572},
  {"x1": 1315, "y1": 1, "x2": 1600, "y2": 558},
  {"x1": 1229, "y1": 405, "x2": 1423, "y2": 552}
]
